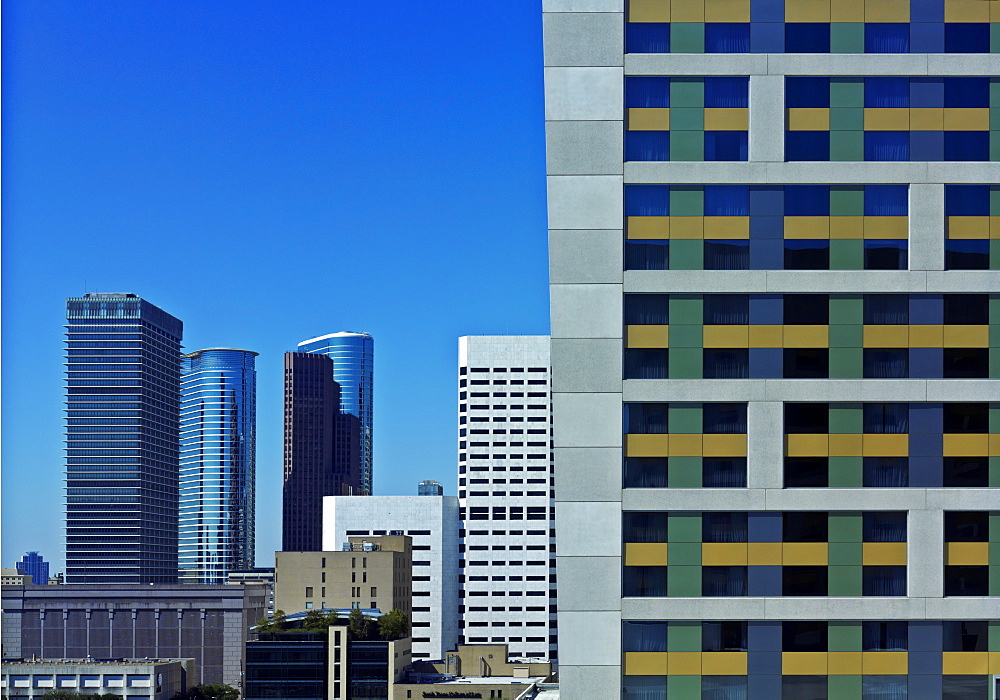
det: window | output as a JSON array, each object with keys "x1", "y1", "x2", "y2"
[{"x1": 304, "y1": 587, "x2": 313, "y2": 598}]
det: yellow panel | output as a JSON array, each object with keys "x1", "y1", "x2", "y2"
[
  {"x1": 942, "y1": 433, "x2": 989, "y2": 457},
  {"x1": 862, "y1": 542, "x2": 907, "y2": 566},
  {"x1": 942, "y1": 324, "x2": 989, "y2": 348},
  {"x1": 989, "y1": 651, "x2": 1000, "y2": 674},
  {"x1": 624, "y1": 651, "x2": 669, "y2": 675},
  {"x1": 782, "y1": 542, "x2": 828, "y2": 566},
  {"x1": 625, "y1": 542, "x2": 669, "y2": 567},
  {"x1": 829, "y1": 216, "x2": 864, "y2": 240},
  {"x1": 704, "y1": 0, "x2": 750, "y2": 22},
  {"x1": 863, "y1": 325, "x2": 908, "y2": 348},
  {"x1": 941, "y1": 651, "x2": 989, "y2": 675},
  {"x1": 865, "y1": 0, "x2": 910, "y2": 21},
  {"x1": 702, "y1": 542, "x2": 749, "y2": 566},
  {"x1": 748, "y1": 542, "x2": 783, "y2": 565},
  {"x1": 703, "y1": 324, "x2": 750, "y2": 348},
  {"x1": 704, "y1": 107, "x2": 749, "y2": 131},
  {"x1": 627, "y1": 433, "x2": 670, "y2": 458},
  {"x1": 828, "y1": 433, "x2": 864, "y2": 457},
  {"x1": 782, "y1": 652, "x2": 827, "y2": 675},
  {"x1": 666, "y1": 651, "x2": 702, "y2": 675},
  {"x1": 944, "y1": 0, "x2": 990, "y2": 22},
  {"x1": 749, "y1": 325, "x2": 783, "y2": 348},
  {"x1": 787, "y1": 107, "x2": 831, "y2": 131},
  {"x1": 909, "y1": 107, "x2": 944, "y2": 131},
  {"x1": 785, "y1": 0, "x2": 830, "y2": 21},
  {"x1": 864, "y1": 108, "x2": 909, "y2": 131},
  {"x1": 703, "y1": 216, "x2": 750, "y2": 239},
  {"x1": 784, "y1": 216, "x2": 831, "y2": 239},
  {"x1": 830, "y1": 0, "x2": 864, "y2": 21},
  {"x1": 783, "y1": 325, "x2": 829, "y2": 348},
  {"x1": 827, "y1": 652, "x2": 863, "y2": 675},
  {"x1": 990, "y1": 433, "x2": 1000, "y2": 456},
  {"x1": 862, "y1": 651, "x2": 908, "y2": 675},
  {"x1": 669, "y1": 433, "x2": 703, "y2": 457},
  {"x1": 862, "y1": 433, "x2": 909, "y2": 457},
  {"x1": 629, "y1": 107, "x2": 671, "y2": 131},
  {"x1": 947, "y1": 216, "x2": 990, "y2": 240},
  {"x1": 786, "y1": 433, "x2": 830, "y2": 458},
  {"x1": 628, "y1": 325, "x2": 670, "y2": 349},
  {"x1": 992, "y1": 216, "x2": 1000, "y2": 239},
  {"x1": 704, "y1": 434, "x2": 747, "y2": 457},
  {"x1": 629, "y1": 0, "x2": 671, "y2": 22},
  {"x1": 908, "y1": 325, "x2": 944, "y2": 348},
  {"x1": 993, "y1": 0, "x2": 1000, "y2": 20},
  {"x1": 863, "y1": 216, "x2": 908, "y2": 240},
  {"x1": 944, "y1": 107, "x2": 991, "y2": 131},
  {"x1": 628, "y1": 216, "x2": 671, "y2": 240},
  {"x1": 670, "y1": 0, "x2": 705, "y2": 21},
  {"x1": 701, "y1": 652, "x2": 748, "y2": 675},
  {"x1": 945, "y1": 541, "x2": 989, "y2": 566},
  {"x1": 670, "y1": 216, "x2": 705, "y2": 240}
]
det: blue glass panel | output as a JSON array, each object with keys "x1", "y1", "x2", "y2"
[
  {"x1": 785, "y1": 131, "x2": 830, "y2": 160},
  {"x1": 785, "y1": 23, "x2": 830, "y2": 52},
  {"x1": 865, "y1": 77, "x2": 910, "y2": 107},
  {"x1": 750, "y1": 21, "x2": 784, "y2": 52},
  {"x1": 705, "y1": 23, "x2": 751, "y2": 52},
  {"x1": 622, "y1": 676, "x2": 667, "y2": 699},
  {"x1": 944, "y1": 23, "x2": 990, "y2": 53},
  {"x1": 626, "y1": 77, "x2": 670, "y2": 107},
  {"x1": 943, "y1": 131, "x2": 989, "y2": 161},
  {"x1": 784, "y1": 185, "x2": 830, "y2": 215},
  {"x1": 705, "y1": 77, "x2": 750, "y2": 107},
  {"x1": 749, "y1": 186, "x2": 783, "y2": 216},
  {"x1": 625, "y1": 241, "x2": 669, "y2": 270},
  {"x1": 909, "y1": 130, "x2": 944, "y2": 161},
  {"x1": 943, "y1": 77, "x2": 989, "y2": 107},
  {"x1": 864, "y1": 185, "x2": 907, "y2": 215},
  {"x1": 704, "y1": 185, "x2": 750, "y2": 215},
  {"x1": 864, "y1": 131, "x2": 909, "y2": 161},
  {"x1": 625, "y1": 185, "x2": 671, "y2": 216},
  {"x1": 786, "y1": 77, "x2": 830, "y2": 107},
  {"x1": 909, "y1": 22, "x2": 945, "y2": 52},
  {"x1": 864, "y1": 23, "x2": 910, "y2": 53},
  {"x1": 705, "y1": 131, "x2": 748, "y2": 161},
  {"x1": 623, "y1": 621, "x2": 668, "y2": 651},
  {"x1": 864, "y1": 240, "x2": 908, "y2": 270},
  {"x1": 944, "y1": 184, "x2": 989, "y2": 214},
  {"x1": 626, "y1": 23, "x2": 670, "y2": 53},
  {"x1": 945, "y1": 239, "x2": 990, "y2": 269},
  {"x1": 626, "y1": 132, "x2": 671, "y2": 161}
]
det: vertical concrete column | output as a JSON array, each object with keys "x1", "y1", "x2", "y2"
[
  {"x1": 749, "y1": 74, "x2": 785, "y2": 163},
  {"x1": 747, "y1": 401, "x2": 784, "y2": 489},
  {"x1": 909, "y1": 183, "x2": 945, "y2": 271},
  {"x1": 908, "y1": 508, "x2": 944, "y2": 598}
]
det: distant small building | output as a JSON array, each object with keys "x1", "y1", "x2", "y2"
[
  {"x1": 15, "y1": 553, "x2": 49, "y2": 586},
  {"x1": 0, "y1": 569, "x2": 30, "y2": 586},
  {"x1": 417, "y1": 480, "x2": 444, "y2": 496},
  {"x1": 0, "y1": 658, "x2": 193, "y2": 700},
  {"x1": 227, "y1": 567, "x2": 275, "y2": 614}
]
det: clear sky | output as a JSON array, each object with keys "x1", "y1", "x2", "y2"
[{"x1": 1, "y1": 1, "x2": 550, "y2": 570}]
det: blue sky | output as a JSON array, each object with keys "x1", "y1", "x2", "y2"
[{"x1": 1, "y1": 1, "x2": 550, "y2": 569}]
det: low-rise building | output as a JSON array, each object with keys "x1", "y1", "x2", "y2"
[
  {"x1": 1, "y1": 569, "x2": 30, "y2": 586},
  {"x1": 0, "y1": 658, "x2": 194, "y2": 700},
  {"x1": 392, "y1": 644, "x2": 553, "y2": 700}
]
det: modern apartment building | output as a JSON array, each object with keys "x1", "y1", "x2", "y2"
[
  {"x1": 299, "y1": 331, "x2": 375, "y2": 495},
  {"x1": 179, "y1": 348, "x2": 257, "y2": 584},
  {"x1": 64, "y1": 293, "x2": 183, "y2": 584},
  {"x1": 542, "y1": 2, "x2": 1000, "y2": 697},
  {"x1": 323, "y1": 491, "x2": 462, "y2": 660},
  {"x1": 15, "y1": 552, "x2": 49, "y2": 586},
  {"x1": 457, "y1": 336, "x2": 557, "y2": 660}
]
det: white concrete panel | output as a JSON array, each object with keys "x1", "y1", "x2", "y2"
[
  {"x1": 557, "y1": 665, "x2": 621, "y2": 699},
  {"x1": 555, "y1": 447, "x2": 623, "y2": 501},
  {"x1": 625, "y1": 162, "x2": 765, "y2": 184},
  {"x1": 624, "y1": 270, "x2": 768, "y2": 293},
  {"x1": 762, "y1": 380, "x2": 929, "y2": 402},
  {"x1": 925, "y1": 271, "x2": 1000, "y2": 293},
  {"x1": 926, "y1": 162, "x2": 1000, "y2": 183},
  {"x1": 544, "y1": 12, "x2": 623, "y2": 67},
  {"x1": 545, "y1": 121, "x2": 623, "y2": 175},
  {"x1": 926, "y1": 54, "x2": 1000, "y2": 75},
  {"x1": 622, "y1": 489, "x2": 765, "y2": 512},
  {"x1": 624, "y1": 54, "x2": 769, "y2": 75},
  {"x1": 623, "y1": 379, "x2": 768, "y2": 403},
  {"x1": 622, "y1": 598, "x2": 767, "y2": 620},
  {"x1": 550, "y1": 282, "x2": 622, "y2": 339},
  {"x1": 748, "y1": 402, "x2": 783, "y2": 489},
  {"x1": 925, "y1": 489, "x2": 1000, "y2": 510},
  {"x1": 550, "y1": 229, "x2": 623, "y2": 285},
  {"x1": 543, "y1": 0, "x2": 623, "y2": 11},
  {"x1": 924, "y1": 380, "x2": 1000, "y2": 401},
  {"x1": 764, "y1": 597, "x2": 927, "y2": 619},
  {"x1": 763, "y1": 270, "x2": 929, "y2": 293},
  {"x1": 924, "y1": 597, "x2": 1000, "y2": 619},
  {"x1": 547, "y1": 175, "x2": 624, "y2": 230},
  {"x1": 555, "y1": 502, "x2": 622, "y2": 557},
  {"x1": 553, "y1": 392, "x2": 623, "y2": 448},
  {"x1": 767, "y1": 162, "x2": 930, "y2": 184},
  {"x1": 908, "y1": 509, "x2": 943, "y2": 599},
  {"x1": 552, "y1": 339, "x2": 623, "y2": 393},
  {"x1": 909, "y1": 184, "x2": 945, "y2": 272},
  {"x1": 558, "y1": 611, "x2": 622, "y2": 665},
  {"x1": 750, "y1": 75, "x2": 784, "y2": 162},
  {"x1": 544, "y1": 67, "x2": 623, "y2": 121},
  {"x1": 556, "y1": 556, "x2": 622, "y2": 611},
  {"x1": 764, "y1": 489, "x2": 927, "y2": 512},
  {"x1": 766, "y1": 54, "x2": 929, "y2": 75}
]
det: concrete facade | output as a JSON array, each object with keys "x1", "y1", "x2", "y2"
[{"x1": 0, "y1": 659, "x2": 193, "y2": 700}]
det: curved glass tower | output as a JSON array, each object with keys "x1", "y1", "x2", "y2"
[
  {"x1": 179, "y1": 348, "x2": 257, "y2": 584},
  {"x1": 297, "y1": 331, "x2": 374, "y2": 494}
]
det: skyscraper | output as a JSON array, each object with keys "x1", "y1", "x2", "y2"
[
  {"x1": 65, "y1": 293, "x2": 183, "y2": 584},
  {"x1": 457, "y1": 336, "x2": 557, "y2": 660},
  {"x1": 543, "y1": 3, "x2": 999, "y2": 697},
  {"x1": 179, "y1": 348, "x2": 258, "y2": 584},
  {"x1": 15, "y1": 552, "x2": 49, "y2": 585},
  {"x1": 298, "y1": 332, "x2": 374, "y2": 494},
  {"x1": 282, "y1": 353, "x2": 361, "y2": 552}
]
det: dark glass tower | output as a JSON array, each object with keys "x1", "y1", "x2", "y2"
[
  {"x1": 179, "y1": 348, "x2": 257, "y2": 584},
  {"x1": 64, "y1": 293, "x2": 183, "y2": 584}
]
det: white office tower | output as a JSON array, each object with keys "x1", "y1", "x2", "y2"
[
  {"x1": 322, "y1": 493, "x2": 460, "y2": 660},
  {"x1": 457, "y1": 336, "x2": 556, "y2": 660}
]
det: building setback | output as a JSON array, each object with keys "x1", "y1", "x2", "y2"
[
  {"x1": 64, "y1": 293, "x2": 183, "y2": 585},
  {"x1": 179, "y1": 348, "x2": 258, "y2": 584},
  {"x1": 543, "y1": 3, "x2": 1000, "y2": 698},
  {"x1": 457, "y1": 336, "x2": 556, "y2": 660}
]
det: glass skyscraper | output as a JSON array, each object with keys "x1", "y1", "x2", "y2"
[
  {"x1": 297, "y1": 331, "x2": 374, "y2": 494},
  {"x1": 65, "y1": 293, "x2": 183, "y2": 584},
  {"x1": 179, "y1": 348, "x2": 257, "y2": 584}
]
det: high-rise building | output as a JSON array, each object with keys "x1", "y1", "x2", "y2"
[
  {"x1": 283, "y1": 353, "x2": 362, "y2": 552},
  {"x1": 543, "y1": 4, "x2": 1000, "y2": 697},
  {"x1": 457, "y1": 336, "x2": 556, "y2": 660},
  {"x1": 298, "y1": 332, "x2": 374, "y2": 494},
  {"x1": 64, "y1": 293, "x2": 183, "y2": 584},
  {"x1": 15, "y1": 552, "x2": 49, "y2": 586},
  {"x1": 179, "y1": 348, "x2": 258, "y2": 584},
  {"x1": 418, "y1": 480, "x2": 444, "y2": 496}
]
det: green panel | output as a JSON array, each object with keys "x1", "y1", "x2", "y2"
[
  {"x1": 990, "y1": 297, "x2": 1000, "y2": 325},
  {"x1": 990, "y1": 243, "x2": 1000, "y2": 270},
  {"x1": 669, "y1": 404, "x2": 703, "y2": 434},
  {"x1": 666, "y1": 565, "x2": 701, "y2": 597},
  {"x1": 827, "y1": 674, "x2": 862, "y2": 698},
  {"x1": 828, "y1": 323, "x2": 863, "y2": 347},
  {"x1": 669, "y1": 295, "x2": 704, "y2": 324},
  {"x1": 991, "y1": 131, "x2": 1000, "y2": 162},
  {"x1": 830, "y1": 78, "x2": 864, "y2": 108},
  {"x1": 828, "y1": 565, "x2": 863, "y2": 596},
  {"x1": 667, "y1": 542, "x2": 702, "y2": 565},
  {"x1": 829, "y1": 186, "x2": 865, "y2": 216},
  {"x1": 669, "y1": 240, "x2": 705, "y2": 270},
  {"x1": 990, "y1": 513, "x2": 1000, "y2": 542},
  {"x1": 991, "y1": 404, "x2": 1000, "y2": 432},
  {"x1": 829, "y1": 404, "x2": 863, "y2": 433},
  {"x1": 830, "y1": 130, "x2": 864, "y2": 161},
  {"x1": 990, "y1": 566, "x2": 1000, "y2": 596},
  {"x1": 991, "y1": 322, "x2": 1000, "y2": 348},
  {"x1": 828, "y1": 457, "x2": 864, "y2": 488},
  {"x1": 667, "y1": 621, "x2": 702, "y2": 651},
  {"x1": 991, "y1": 347, "x2": 1000, "y2": 378},
  {"x1": 829, "y1": 295, "x2": 864, "y2": 324},
  {"x1": 829, "y1": 513, "x2": 863, "y2": 542},
  {"x1": 992, "y1": 457, "x2": 1000, "y2": 488},
  {"x1": 828, "y1": 347, "x2": 863, "y2": 378},
  {"x1": 829, "y1": 108, "x2": 864, "y2": 132},
  {"x1": 668, "y1": 456, "x2": 703, "y2": 488},
  {"x1": 829, "y1": 23, "x2": 864, "y2": 54},
  {"x1": 992, "y1": 23, "x2": 1000, "y2": 54},
  {"x1": 666, "y1": 676, "x2": 701, "y2": 696},
  {"x1": 669, "y1": 186, "x2": 704, "y2": 216},
  {"x1": 668, "y1": 348, "x2": 703, "y2": 378},
  {"x1": 828, "y1": 541, "x2": 863, "y2": 566},
  {"x1": 992, "y1": 80, "x2": 1000, "y2": 109},
  {"x1": 829, "y1": 240, "x2": 865, "y2": 270},
  {"x1": 989, "y1": 621, "x2": 1000, "y2": 651},
  {"x1": 670, "y1": 107, "x2": 705, "y2": 131},
  {"x1": 667, "y1": 513, "x2": 702, "y2": 542},
  {"x1": 669, "y1": 324, "x2": 704, "y2": 348},
  {"x1": 990, "y1": 540, "x2": 1000, "y2": 564},
  {"x1": 990, "y1": 188, "x2": 1000, "y2": 215},
  {"x1": 670, "y1": 130, "x2": 705, "y2": 161},
  {"x1": 828, "y1": 622, "x2": 863, "y2": 651},
  {"x1": 669, "y1": 77, "x2": 705, "y2": 107}
]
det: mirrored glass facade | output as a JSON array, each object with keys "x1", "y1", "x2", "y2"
[{"x1": 179, "y1": 348, "x2": 257, "y2": 584}]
